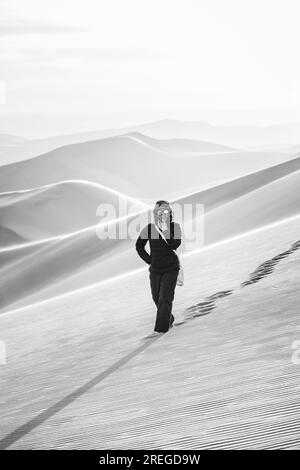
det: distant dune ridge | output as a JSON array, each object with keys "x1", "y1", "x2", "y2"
[
  {"x1": 1, "y1": 119, "x2": 300, "y2": 165},
  {"x1": 0, "y1": 132, "x2": 294, "y2": 199},
  {"x1": 124, "y1": 132, "x2": 236, "y2": 153},
  {"x1": 0, "y1": 134, "x2": 28, "y2": 146}
]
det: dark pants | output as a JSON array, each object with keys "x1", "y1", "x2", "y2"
[{"x1": 149, "y1": 269, "x2": 178, "y2": 332}]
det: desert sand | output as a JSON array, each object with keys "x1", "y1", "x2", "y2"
[
  {"x1": 0, "y1": 122, "x2": 299, "y2": 449},
  {"x1": 0, "y1": 216, "x2": 299, "y2": 449}
]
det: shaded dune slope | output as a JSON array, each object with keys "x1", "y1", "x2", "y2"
[{"x1": 0, "y1": 180, "x2": 146, "y2": 245}]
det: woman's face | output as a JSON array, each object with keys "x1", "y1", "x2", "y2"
[{"x1": 156, "y1": 204, "x2": 171, "y2": 224}]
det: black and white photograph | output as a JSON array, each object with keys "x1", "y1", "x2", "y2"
[{"x1": 0, "y1": 0, "x2": 300, "y2": 457}]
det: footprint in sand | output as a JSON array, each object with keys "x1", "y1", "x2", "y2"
[
  {"x1": 182, "y1": 290, "x2": 233, "y2": 322},
  {"x1": 241, "y1": 239, "x2": 300, "y2": 287},
  {"x1": 177, "y1": 239, "x2": 300, "y2": 328}
]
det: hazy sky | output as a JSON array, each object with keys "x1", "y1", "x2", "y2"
[{"x1": 0, "y1": 0, "x2": 300, "y2": 137}]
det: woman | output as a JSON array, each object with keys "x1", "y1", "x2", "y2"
[{"x1": 135, "y1": 200, "x2": 182, "y2": 336}]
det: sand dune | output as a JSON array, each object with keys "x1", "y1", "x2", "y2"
[
  {"x1": 0, "y1": 130, "x2": 237, "y2": 166},
  {"x1": 136, "y1": 119, "x2": 300, "y2": 147},
  {"x1": 0, "y1": 135, "x2": 29, "y2": 166},
  {"x1": 0, "y1": 119, "x2": 300, "y2": 170},
  {"x1": 172, "y1": 153, "x2": 300, "y2": 211},
  {"x1": 177, "y1": 153, "x2": 300, "y2": 245},
  {"x1": 0, "y1": 134, "x2": 27, "y2": 146},
  {"x1": 289, "y1": 144, "x2": 300, "y2": 153},
  {"x1": 245, "y1": 143, "x2": 300, "y2": 153},
  {"x1": 204, "y1": 168, "x2": 300, "y2": 244},
  {"x1": 35, "y1": 156, "x2": 300, "y2": 304},
  {"x1": 0, "y1": 135, "x2": 28, "y2": 162},
  {"x1": 0, "y1": 226, "x2": 25, "y2": 247},
  {"x1": 126, "y1": 132, "x2": 235, "y2": 153},
  {"x1": 0, "y1": 216, "x2": 299, "y2": 449},
  {"x1": 2, "y1": 119, "x2": 300, "y2": 167},
  {"x1": 0, "y1": 215, "x2": 139, "y2": 312},
  {"x1": 0, "y1": 180, "x2": 147, "y2": 246},
  {"x1": 0, "y1": 132, "x2": 294, "y2": 200},
  {"x1": 1, "y1": 154, "x2": 300, "y2": 313}
]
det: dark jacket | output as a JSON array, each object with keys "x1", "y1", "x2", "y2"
[{"x1": 135, "y1": 222, "x2": 182, "y2": 272}]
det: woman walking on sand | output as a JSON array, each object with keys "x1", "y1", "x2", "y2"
[{"x1": 135, "y1": 200, "x2": 183, "y2": 337}]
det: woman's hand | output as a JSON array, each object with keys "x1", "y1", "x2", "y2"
[
  {"x1": 158, "y1": 213, "x2": 168, "y2": 231},
  {"x1": 160, "y1": 221, "x2": 168, "y2": 231},
  {"x1": 157, "y1": 205, "x2": 171, "y2": 231}
]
